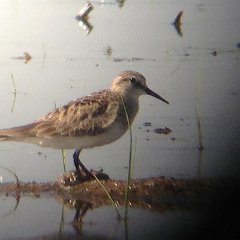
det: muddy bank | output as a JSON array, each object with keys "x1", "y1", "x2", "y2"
[{"x1": 0, "y1": 176, "x2": 239, "y2": 212}]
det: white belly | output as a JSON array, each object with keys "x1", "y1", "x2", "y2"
[{"x1": 13, "y1": 122, "x2": 128, "y2": 150}]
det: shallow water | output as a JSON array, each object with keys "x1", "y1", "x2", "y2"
[
  {"x1": 0, "y1": 0, "x2": 239, "y2": 239},
  {"x1": 0, "y1": 194, "x2": 208, "y2": 240}
]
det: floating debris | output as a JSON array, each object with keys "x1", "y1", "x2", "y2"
[
  {"x1": 173, "y1": 10, "x2": 183, "y2": 37},
  {"x1": 212, "y1": 50, "x2": 217, "y2": 56},
  {"x1": 75, "y1": 2, "x2": 94, "y2": 34},
  {"x1": 104, "y1": 45, "x2": 113, "y2": 57},
  {"x1": 76, "y1": 1, "x2": 93, "y2": 20},
  {"x1": 154, "y1": 127, "x2": 172, "y2": 135},
  {"x1": 174, "y1": 10, "x2": 183, "y2": 27},
  {"x1": 113, "y1": 57, "x2": 156, "y2": 62},
  {"x1": 116, "y1": 0, "x2": 125, "y2": 8},
  {"x1": 230, "y1": 91, "x2": 238, "y2": 96},
  {"x1": 236, "y1": 42, "x2": 240, "y2": 49},
  {"x1": 77, "y1": 20, "x2": 93, "y2": 34},
  {"x1": 143, "y1": 122, "x2": 152, "y2": 127},
  {"x1": 98, "y1": 0, "x2": 125, "y2": 8},
  {"x1": 24, "y1": 52, "x2": 32, "y2": 63},
  {"x1": 11, "y1": 52, "x2": 32, "y2": 64}
]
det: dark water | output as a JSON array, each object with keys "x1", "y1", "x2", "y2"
[{"x1": 0, "y1": 0, "x2": 239, "y2": 239}]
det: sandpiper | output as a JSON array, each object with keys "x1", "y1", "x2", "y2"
[{"x1": 0, "y1": 71, "x2": 168, "y2": 180}]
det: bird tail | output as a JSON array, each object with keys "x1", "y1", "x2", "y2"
[{"x1": 0, "y1": 123, "x2": 38, "y2": 141}]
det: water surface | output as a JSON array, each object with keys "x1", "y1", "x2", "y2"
[
  {"x1": 0, "y1": 195, "x2": 208, "y2": 240},
  {"x1": 0, "y1": 0, "x2": 239, "y2": 239}
]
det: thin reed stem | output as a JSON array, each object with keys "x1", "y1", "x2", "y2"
[
  {"x1": 130, "y1": 139, "x2": 137, "y2": 178},
  {"x1": 0, "y1": 166, "x2": 20, "y2": 187},
  {"x1": 93, "y1": 174, "x2": 121, "y2": 220},
  {"x1": 120, "y1": 96, "x2": 134, "y2": 221},
  {"x1": 11, "y1": 73, "x2": 17, "y2": 94},
  {"x1": 61, "y1": 149, "x2": 67, "y2": 173}
]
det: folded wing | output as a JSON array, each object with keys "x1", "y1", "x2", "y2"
[{"x1": 0, "y1": 90, "x2": 120, "y2": 139}]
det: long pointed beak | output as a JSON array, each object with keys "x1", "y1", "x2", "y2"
[{"x1": 145, "y1": 87, "x2": 169, "y2": 104}]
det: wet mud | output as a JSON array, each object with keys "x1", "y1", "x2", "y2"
[{"x1": 0, "y1": 175, "x2": 238, "y2": 212}]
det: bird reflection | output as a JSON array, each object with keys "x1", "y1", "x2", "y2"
[
  {"x1": 59, "y1": 198, "x2": 92, "y2": 234},
  {"x1": 73, "y1": 200, "x2": 93, "y2": 233}
]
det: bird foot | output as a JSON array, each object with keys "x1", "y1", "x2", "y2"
[{"x1": 57, "y1": 169, "x2": 110, "y2": 189}]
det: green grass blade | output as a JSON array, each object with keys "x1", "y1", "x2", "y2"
[
  {"x1": 120, "y1": 96, "x2": 134, "y2": 220},
  {"x1": 93, "y1": 174, "x2": 121, "y2": 220}
]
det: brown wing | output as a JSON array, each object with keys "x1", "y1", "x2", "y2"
[{"x1": 29, "y1": 90, "x2": 120, "y2": 137}]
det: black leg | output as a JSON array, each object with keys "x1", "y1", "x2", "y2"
[
  {"x1": 73, "y1": 149, "x2": 81, "y2": 178},
  {"x1": 73, "y1": 149, "x2": 92, "y2": 179}
]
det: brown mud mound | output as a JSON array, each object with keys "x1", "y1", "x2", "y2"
[{"x1": 0, "y1": 176, "x2": 238, "y2": 211}]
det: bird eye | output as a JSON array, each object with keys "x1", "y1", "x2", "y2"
[{"x1": 129, "y1": 77, "x2": 137, "y2": 84}]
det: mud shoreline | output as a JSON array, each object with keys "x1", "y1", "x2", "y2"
[{"x1": 0, "y1": 176, "x2": 239, "y2": 212}]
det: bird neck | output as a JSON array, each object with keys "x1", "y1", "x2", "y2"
[{"x1": 120, "y1": 94, "x2": 140, "y2": 125}]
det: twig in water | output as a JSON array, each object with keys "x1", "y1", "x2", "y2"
[{"x1": 0, "y1": 166, "x2": 20, "y2": 187}]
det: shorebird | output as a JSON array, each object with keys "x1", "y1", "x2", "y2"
[{"x1": 0, "y1": 71, "x2": 168, "y2": 181}]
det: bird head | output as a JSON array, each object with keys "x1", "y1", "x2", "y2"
[{"x1": 111, "y1": 71, "x2": 169, "y2": 104}]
